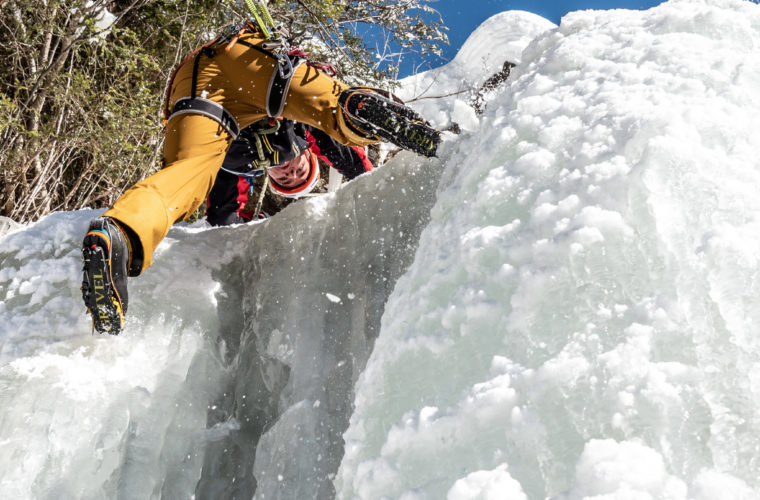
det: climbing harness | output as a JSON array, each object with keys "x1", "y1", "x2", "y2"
[
  {"x1": 221, "y1": 118, "x2": 282, "y2": 212},
  {"x1": 238, "y1": 0, "x2": 302, "y2": 116}
]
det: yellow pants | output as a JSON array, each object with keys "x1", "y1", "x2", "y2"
[{"x1": 105, "y1": 33, "x2": 374, "y2": 273}]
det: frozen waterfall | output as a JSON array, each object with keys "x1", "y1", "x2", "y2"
[{"x1": 2, "y1": 1, "x2": 760, "y2": 498}]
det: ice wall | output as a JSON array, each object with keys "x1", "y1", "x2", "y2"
[
  {"x1": 0, "y1": 210, "x2": 238, "y2": 498},
  {"x1": 337, "y1": 0, "x2": 760, "y2": 498},
  {"x1": 194, "y1": 153, "x2": 442, "y2": 499},
  {"x1": 398, "y1": 11, "x2": 556, "y2": 133},
  {"x1": 0, "y1": 151, "x2": 441, "y2": 499}
]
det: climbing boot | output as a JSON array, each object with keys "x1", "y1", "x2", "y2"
[
  {"x1": 81, "y1": 217, "x2": 130, "y2": 335},
  {"x1": 339, "y1": 87, "x2": 441, "y2": 157}
]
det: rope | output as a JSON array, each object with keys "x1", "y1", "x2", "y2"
[
  {"x1": 253, "y1": 174, "x2": 270, "y2": 218},
  {"x1": 246, "y1": 117, "x2": 279, "y2": 217},
  {"x1": 249, "y1": 119, "x2": 281, "y2": 169},
  {"x1": 259, "y1": 1, "x2": 276, "y2": 29},
  {"x1": 243, "y1": 0, "x2": 275, "y2": 39}
]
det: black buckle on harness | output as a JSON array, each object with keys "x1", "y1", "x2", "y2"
[
  {"x1": 276, "y1": 49, "x2": 294, "y2": 80},
  {"x1": 169, "y1": 97, "x2": 240, "y2": 139},
  {"x1": 263, "y1": 43, "x2": 303, "y2": 117}
]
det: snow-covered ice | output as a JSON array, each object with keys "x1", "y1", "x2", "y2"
[{"x1": 3, "y1": 0, "x2": 760, "y2": 498}]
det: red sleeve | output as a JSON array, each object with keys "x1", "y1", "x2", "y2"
[
  {"x1": 351, "y1": 146, "x2": 373, "y2": 173},
  {"x1": 304, "y1": 128, "x2": 331, "y2": 166},
  {"x1": 236, "y1": 176, "x2": 253, "y2": 221}
]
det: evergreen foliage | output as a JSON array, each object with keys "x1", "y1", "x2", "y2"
[
  {"x1": 267, "y1": 0, "x2": 448, "y2": 85},
  {"x1": 0, "y1": 0, "x2": 447, "y2": 223}
]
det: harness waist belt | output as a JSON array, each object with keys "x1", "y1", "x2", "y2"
[{"x1": 169, "y1": 97, "x2": 240, "y2": 139}]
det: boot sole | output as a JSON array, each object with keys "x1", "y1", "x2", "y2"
[
  {"x1": 82, "y1": 234, "x2": 125, "y2": 335},
  {"x1": 341, "y1": 90, "x2": 441, "y2": 158}
]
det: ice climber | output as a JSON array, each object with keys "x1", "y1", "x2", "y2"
[{"x1": 80, "y1": 18, "x2": 438, "y2": 334}]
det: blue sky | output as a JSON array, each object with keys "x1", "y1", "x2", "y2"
[{"x1": 394, "y1": 0, "x2": 666, "y2": 76}]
